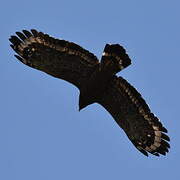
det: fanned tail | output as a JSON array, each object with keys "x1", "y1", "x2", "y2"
[{"x1": 100, "y1": 44, "x2": 131, "y2": 74}]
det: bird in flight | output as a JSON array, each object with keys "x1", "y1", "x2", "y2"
[{"x1": 9, "y1": 29, "x2": 170, "y2": 157}]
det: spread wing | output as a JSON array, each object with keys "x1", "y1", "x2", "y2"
[
  {"x1": 98, "y1": 76, "x2": 170, "y2": 156},
  {"x1": 9, "y1": 29, "x2": 99, "y2": 89}
]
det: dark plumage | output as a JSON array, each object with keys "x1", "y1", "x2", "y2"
[{"x1": 9, "y1": 29, "x2": 170, "y2": 156}]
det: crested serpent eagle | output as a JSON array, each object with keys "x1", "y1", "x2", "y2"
[{"x1": 9, "y1": 29, "x2": 170, "y2": 157}]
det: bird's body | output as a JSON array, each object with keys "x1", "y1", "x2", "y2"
[
  {"x1": 79, "y1": 66, "x2": 114, "y2": 110},
  {"x1": 9, "y1": 29, "x2": 170, "y2": 157}
]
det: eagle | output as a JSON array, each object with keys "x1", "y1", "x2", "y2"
[{"x1": 9, "y1": 29, "x2": 170, "y2": 157}]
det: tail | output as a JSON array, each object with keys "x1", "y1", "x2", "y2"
[{"x1": 100, "y1": 44, "x2": 131, "y2": 74}]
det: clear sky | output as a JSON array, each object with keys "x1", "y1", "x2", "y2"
[{"x1": 1, "y1": 0, "x2": 180, "y2": 179}]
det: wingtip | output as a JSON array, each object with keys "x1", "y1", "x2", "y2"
[
  {"x1": 14, "y1": 55, "x2": 24, "y2": 62},
  {"x1": 137, "y1": 147, "x2": 148, "y2": 157},
  {"x1": 22, "y1": 29, "x2": 32, "y2": 38},
  {"x1": 31, "y1": 29, "x2": 39, "y2": 36}
]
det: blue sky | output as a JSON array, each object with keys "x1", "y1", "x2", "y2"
[{"x1": 1, "y1": 0, "x2": 180, "y2": 179}]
